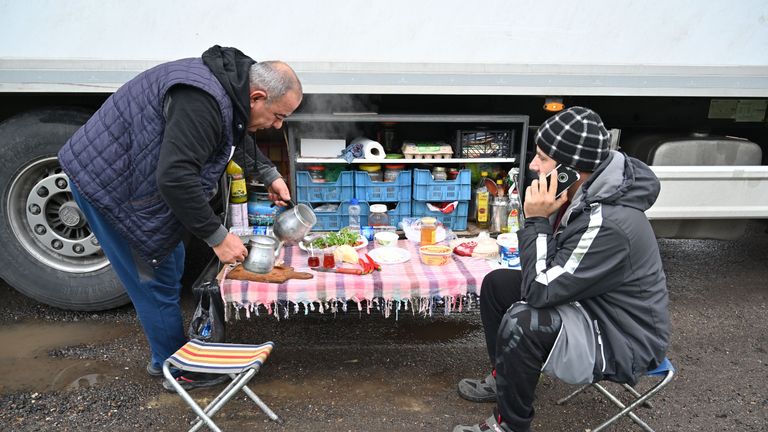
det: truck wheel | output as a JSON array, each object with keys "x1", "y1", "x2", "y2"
[{"x1": 0, "y1": 109, "x2": 129, "y2": 311}]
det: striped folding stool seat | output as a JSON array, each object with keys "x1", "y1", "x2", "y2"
[{"x1": 163, "y1": 339, "x2": 282, "y2": 432}]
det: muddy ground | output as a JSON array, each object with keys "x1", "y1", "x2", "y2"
[{"x1": 1, "y1": 225, "x2": 767, "y2": 431}]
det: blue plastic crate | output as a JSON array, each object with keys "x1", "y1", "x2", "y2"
[
  {"x1": 359, "y1": 201, "x2": 411, "y2": 228},
  {"x1": 412, "y1": 169, "x2": 471, "y2": 201},
  {"x1": 354, "y1": 170, "x2": 412, "y2": 202},
  {"x1": 296, "y1": 171, "x2": 354, "y2": 203},
  {"x1": 309, "y1": 202, "x2": 350, "y2": 231},
  {"x1": 411, "y1": 201, "x2": 469, "y2": 231}
]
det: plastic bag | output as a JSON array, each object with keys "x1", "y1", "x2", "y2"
[{"x1": 188, "y1": 279, "x2": 226, "y2": 343}]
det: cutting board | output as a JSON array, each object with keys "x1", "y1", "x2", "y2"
[{"x1": 227, "y1": 264, "x2": 313, "y2": 284}]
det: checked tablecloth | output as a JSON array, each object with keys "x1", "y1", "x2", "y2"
[{"x1": 218, "y1": 240, "x2": 495, "y2": 319}]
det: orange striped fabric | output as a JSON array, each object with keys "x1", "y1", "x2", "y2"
[{"x1": 168, "y1": 339, "x2": 274, "y2": 374}]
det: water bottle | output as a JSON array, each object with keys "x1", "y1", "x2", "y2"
[
  {"x1": 201, "y1": 321, "x2": 212, "y2": 338},
  {"x1": 348, "y1": 198, "x2": 361, "y2": 231}
]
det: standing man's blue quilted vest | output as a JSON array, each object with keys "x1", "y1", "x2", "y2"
[{"x1": 59, "y1": 58, "x2": 236, "y2": 266}]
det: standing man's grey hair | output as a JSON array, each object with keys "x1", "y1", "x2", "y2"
[{"x1": 249, "y1": 61, "x2": 302, "y2": 102}]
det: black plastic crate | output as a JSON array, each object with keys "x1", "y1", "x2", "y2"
[{"x1": 455, "y1": 130, "x2": 514, "y2": 158}]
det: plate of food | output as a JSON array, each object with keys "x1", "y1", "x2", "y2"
[
  {"x1": 367, "y1": 247, "x2": 411, "y2": 265},
  {"x1": 299, "y1": 228, "x2": 368, "y2": 252}
]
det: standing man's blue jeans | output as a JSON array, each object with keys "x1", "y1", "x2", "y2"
[{"x1": 70, "y1": 182, "x2": 188, "y2": 370}]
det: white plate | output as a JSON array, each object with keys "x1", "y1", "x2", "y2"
[
  {"x1": 298, "y1": 236, "x2": 368, "y2": 252},
  {"x1": 367, "y1": 247, "x2": 411, "y2": 265}
]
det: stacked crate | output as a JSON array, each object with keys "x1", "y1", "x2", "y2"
[
  {"x1": 295, "y1": 170, "x2": 355, "y2": 231},
  {"x1": 411, "y1": 168, "x2": 472, "y2": 230},
  {"x1": 353, "y1": 170, "x2": 412, "y2": 228}
]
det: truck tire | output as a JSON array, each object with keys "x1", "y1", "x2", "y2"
[{"x1": 0, "y1": 109, "x2": 129, "y2": 311}]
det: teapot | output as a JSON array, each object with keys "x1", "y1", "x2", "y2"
[
  {"x1": 272, "y1": 201, "x2": 317, "y2": 245},
  {"x1": 242, "y1": 235, "x2": 280, "y2": 274}
]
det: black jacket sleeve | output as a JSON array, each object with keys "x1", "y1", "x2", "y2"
[
  {"x1": 156, "y1": 85, "x2": 225, "y2": 242},
  {"x1": 518, "y1": 207, "x2": 630, "y2": 308}
]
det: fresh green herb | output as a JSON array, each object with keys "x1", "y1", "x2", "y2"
[{"x1": 309, "y1": 227, "x2": 360, "y2": 249}]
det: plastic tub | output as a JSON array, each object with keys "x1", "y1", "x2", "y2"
[{"x1": 419, "y1": 245, "x2": 452, "y2": 266}]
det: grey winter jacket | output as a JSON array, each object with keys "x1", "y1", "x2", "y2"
[{"x1": 518, "y1": 151, "x2": 670, "y2": 385}]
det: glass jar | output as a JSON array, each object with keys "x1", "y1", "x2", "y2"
[
  {"x1": 368, "y1": 204, "x2": 390, "y2": 227},
  {"x1": 383, "y1": 164, "x2": 405, "y2": 182},
  {"x1": 359, "y1": 163, "x2": 383, "y2": 182},
  {"x1": 447, "y1": 168, "x2": 460, "y2": 180},
  {"x1": 420, "y1": 217, "x2": 437, "y2": 245},
  {"x1": 307, "y1": 165, "x2": 326, "y2": 182},
  {"x1": 432, "y1": 166, "x2": 447, "y2": 181}
]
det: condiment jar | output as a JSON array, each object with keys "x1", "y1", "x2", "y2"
[
  {"x1": 447, "y1": 168, "x2": 460, "y2": 180},
  {"x1": 383, "y1": 164, "x2": 405, "y2": 182},
  {"x1": 359, "y1": 163, "x2": 383, "y2": 182},
  {"x1": 307, "y1": 165, "x2": 326, "y2": 182},
  {"x1": 432, "y1": 166, "x2": 447, "y2": 181},
  {"x1": 420, "y1": 217, "x2": 437, "y2": 245},
  {"x1": 368, "y1": 204, "x2": 390, "y2": 226}
]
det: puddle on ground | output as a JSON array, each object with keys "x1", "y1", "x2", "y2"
[
  {"x1": 392, "y1": 319, "x2": 480, "y2": 341},
  {"x1": 0, "y1": 321, "x2": 131, "y2": 394}
]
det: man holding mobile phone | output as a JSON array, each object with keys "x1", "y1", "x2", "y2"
[{"x1": 455, "y1": 107, "x2": 670, "y2": 432}]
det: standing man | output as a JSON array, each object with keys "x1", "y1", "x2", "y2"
[
  {"x1": 58, "y1": 45, "x2": 302, "y2": 391},
  {"x1": 454, "y1": 107, "x2": 670, "y2": 432}
]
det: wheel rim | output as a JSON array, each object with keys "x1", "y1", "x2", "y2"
[{"x1": 7, "y1": 156, "x2": 110, "y2": 273}]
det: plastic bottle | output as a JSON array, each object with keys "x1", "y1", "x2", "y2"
[
  {"x1": 507, "y1": 187, "x2": 521, "y2": 234},
  {"x1": 226, "y1": 160, "x2": 248, "y2": 228},
  {"x1": 490, "y1": 179, "x2": 508, "y2": 232},
  {"x1": 348, "y1": 198, "x2": 361, "y2": 231},
  {"x1": 226, "y1": 160, "x2": 248, "y2": 204},
  {"x1": 475, "y1": 171, "x2": 490, "y2": 229}
]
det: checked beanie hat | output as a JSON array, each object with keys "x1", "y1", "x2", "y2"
[{"x1": 535, "y1": 106, "x2": 611, "y2": 171}]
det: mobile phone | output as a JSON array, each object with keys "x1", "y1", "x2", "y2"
[{"x1": 545, "y1": 164, "x2": 580, "y2": 197}]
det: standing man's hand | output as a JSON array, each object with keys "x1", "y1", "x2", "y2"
[
  {"x1": 268, "y1": 178, "x2": 291, "y2": 206},
  {"x1": 524, "y1": 168, "x2": 569, "y2": 218},
  {"x1": 213, "y1": 233, "x2": 248, "y2": 264}
]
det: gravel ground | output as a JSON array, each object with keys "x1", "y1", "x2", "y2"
[{"x1": 1, "y1": 224, "x2": 767, "y2": 431}]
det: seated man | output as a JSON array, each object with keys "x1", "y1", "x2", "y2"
[{"x1": 454, "y1": 107, "x2": 670, "y2": 432}]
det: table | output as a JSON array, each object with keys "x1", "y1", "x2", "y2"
[{"x1": 218, "y1": 240, "x2": 495, "y2": 320}]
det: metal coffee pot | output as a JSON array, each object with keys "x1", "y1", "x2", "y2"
[
  {"x1": 272, "y1": 201, "x2": 317, "y2": 246},
  {"x1": 243, "y1": 235, "x2": 280, "y2": 274}
]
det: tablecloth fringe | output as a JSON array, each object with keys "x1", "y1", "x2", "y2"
[{"x1": 224, "y1": 294, "x2": 477, "y2": 321}]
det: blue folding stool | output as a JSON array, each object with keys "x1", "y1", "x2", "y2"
[{"x1": 556, "y1": 357, "x2": 675, "y2": 432}]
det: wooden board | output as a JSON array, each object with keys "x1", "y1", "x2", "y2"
[{"x1": 226, "y1": 264, "x2": 313, "y2": 284}]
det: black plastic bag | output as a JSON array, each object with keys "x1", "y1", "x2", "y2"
[{"x1": 188, "y1": 279, "x2": 226, "y2": 343}]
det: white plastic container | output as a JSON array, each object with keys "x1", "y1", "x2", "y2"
[{"x1": 496, "y1": 233, "x2": 520, "y2": 269}]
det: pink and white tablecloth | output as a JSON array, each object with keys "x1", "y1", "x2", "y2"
[{"x1": 219, "y1": 240, "x2": 495, "y2": 319}]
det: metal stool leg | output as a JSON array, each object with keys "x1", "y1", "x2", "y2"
[
  {"x1": 556, "y1": 384, "x2": 590, "y2": 405},
  {"x1": 189, "y1": 370, "x2": 256, "y2": 432},
  {"x1": 163, "y1": 362, "x2": 222, "y2": 432},
  {"x1": 591, "y1": 383, "x2": 654, "y2": 432}
]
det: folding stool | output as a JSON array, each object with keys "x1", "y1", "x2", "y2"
[
  {"x1": 556, "y1": 357, "x2": 675, "y2": 432},
  {"x1": 163, "y1": 339, "x2": 283, "y2": 432}
]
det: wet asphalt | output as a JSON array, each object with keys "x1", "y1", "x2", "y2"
[{"x1": 1, "y1": 223, "x2": 767, "y2": 431}]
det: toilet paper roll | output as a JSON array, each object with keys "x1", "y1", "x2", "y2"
[{"x1": 351, "y1": 137, "x2": 386, "y2": 159}]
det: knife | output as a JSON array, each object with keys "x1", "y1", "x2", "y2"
[{"x1": 312, "y1": 267, "x2": 363, "y2": 275}]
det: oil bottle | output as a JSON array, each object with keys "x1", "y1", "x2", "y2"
[
  {"x1": 226, "y1": 160, "x2": 248, "y2": 227},
  {"x1": 475, "y1": 171, "x2": 490, "y2": 229}
]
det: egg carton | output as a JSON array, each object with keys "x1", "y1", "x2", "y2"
[{"x1": 401, "y1": 142, "x2": 454, "y2": 159}]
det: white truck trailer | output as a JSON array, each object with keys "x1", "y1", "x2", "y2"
[{"x1": 1, "y1": 0, "x2": 766, "y2": 310}]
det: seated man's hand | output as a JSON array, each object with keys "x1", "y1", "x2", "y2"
[
  {"x1": 524, "y1": 168, "x2": 569, "y2": 218},
  {"x1": 213, "y1": 233, "x2": 248, "y2": 264},
  {"x1": 267, "y1": 177, "x2": 291, "y2": 207}
]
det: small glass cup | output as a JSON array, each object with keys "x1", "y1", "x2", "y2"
[
  {"x1": 322, "y1": 247, "x2": 336, "y2": 269},
  {"x1": 307, "y1": 245, "x2": 320, "y2": 268}
]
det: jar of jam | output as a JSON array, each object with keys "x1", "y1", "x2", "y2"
[
  {"x1": 359, "y1": 163, "x2": 383, "y2": 182},
  {"x1": 307, "y1": 165, "x2": 326, "y2": 182},
  {"x1": 383, "y1": 164, "x2": 405, "y2": 182},
  {"x1": 368, "y1": 204, "x2": 390, "y2": 227},
  {"x1": 420, "y1": 217, "x2": 437, "y2": 245},
  {"x1": 447, "y1": 168, "x2": 460, "y2": 180},
  {"x1": 432, "y1": 166, "x2": 447, "y2": 181}
]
